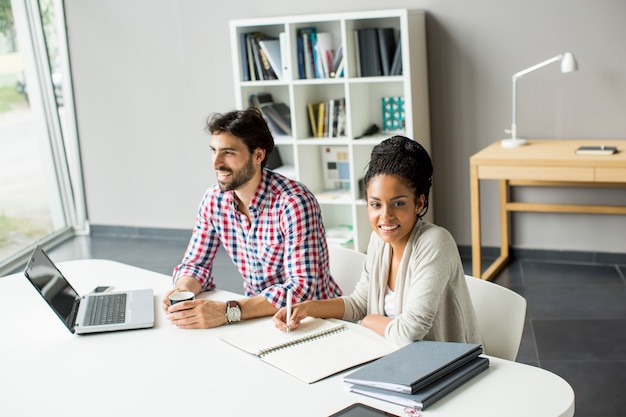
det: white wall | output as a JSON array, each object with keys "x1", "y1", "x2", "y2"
[{"x1": 64, "y1": 0, "x2": 626, "y2": 253}]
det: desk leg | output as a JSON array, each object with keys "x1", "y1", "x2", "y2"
[
  {"x1": 479, "y1": 180, "x2": 511, "y2": 281},
  {"x1": 499, "y1": 180, "x2": 510, "y2": 262},
  {"x1": 470, "y1": 164, "x2": 482, "y2": 278}
]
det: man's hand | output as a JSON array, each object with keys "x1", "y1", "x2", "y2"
[
  {"x1": 166, "y1": 299, "x2": 228, "y2": 329},
  {"x1": 161, "y1": 276, "x2": 202, "y2": 313}
]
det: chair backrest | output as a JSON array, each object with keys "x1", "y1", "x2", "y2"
[
  {"x1": 328, "y1": 246, "x2": 366, "y2": 294},
  {"x1": 464, "y1": 275, "x2": 527, "y2": 361}
]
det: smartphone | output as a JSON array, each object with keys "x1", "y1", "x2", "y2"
[
  {"x1": 328, "y1": 403, "x2": 400, "y2": 417},
  {"x1": 92, "y1": 286, "x2": 112, "y2": 293}
]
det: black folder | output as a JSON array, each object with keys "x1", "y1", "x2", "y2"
[{"x1": 343, "y1": 340, "x2": 483, "y2": 394}]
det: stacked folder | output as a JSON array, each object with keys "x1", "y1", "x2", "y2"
[{"x1": 343, "y1": 341, "x2": 489, "y2": 410}]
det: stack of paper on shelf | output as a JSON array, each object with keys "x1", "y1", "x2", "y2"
[
  {"x1": 344, "y1": 340, "x2": 489, "y2": 410},
  {"x1": 249, "y1": 92, "x2": 292, "y2": 136}
]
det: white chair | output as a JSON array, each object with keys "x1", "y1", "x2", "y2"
[
  {"x1": 465, "y1": 275, "x2": 527, "y2": 361},
  {"x1": 328, "y1": 245, "x2": 366, "y2": 294}
]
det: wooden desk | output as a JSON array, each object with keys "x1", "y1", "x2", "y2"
[
  {"x1": 0, "y1": 259, "x2": 575, "y2": 416},
  {"x1": 470, "y1": 139, "x2": 626, "y2": 281}
]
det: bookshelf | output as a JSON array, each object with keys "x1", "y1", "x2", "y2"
[{"x1": 230, "y1": 9, "x2": 431, "y2": 252}]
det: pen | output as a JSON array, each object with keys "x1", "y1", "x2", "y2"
[{"x1": 286, "y1": 288, "x2": 293, "y2": 333}]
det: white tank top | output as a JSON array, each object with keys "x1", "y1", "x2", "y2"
[{"x1": 384, "y1": 285, "x2": 396, "y2": 318}]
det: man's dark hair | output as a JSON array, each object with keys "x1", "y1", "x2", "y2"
[
  {"x1": 362, "y1": 135, "x2": 433, "y2": 218},
  {"x1": 206, "y1": 107, "x2": 275, "y2": 167}
]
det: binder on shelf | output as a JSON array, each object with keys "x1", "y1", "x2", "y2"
[
  {"x1": 220, "y1": 318, "x2": 397, "y2": 384},
  {"x1": 356, "y1": 28, "x2": 382, "y2": 77},
  {"x1": 377, "y1": 27, "x2": 396, "y2": 76},
  {"x1": 279, "y1": 32, "x2": 290, "y2": 80},
  {"x1": 343, "y1": 340, "x2": 483, "y2": 394},
  {"x1": 349, "y1": 356, "x2": 490, "y2": 410},
  {"x1": 390, "y1": 39, "x2": 403, "y2": 76}
]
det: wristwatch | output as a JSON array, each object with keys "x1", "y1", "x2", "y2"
[{"x1": 225, "y1": 300, "x2": 242, "y2": 324}]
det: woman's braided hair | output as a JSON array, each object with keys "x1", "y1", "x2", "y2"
[{"x1": 362, "y1": 135, "x2": 433, "y2": 218}]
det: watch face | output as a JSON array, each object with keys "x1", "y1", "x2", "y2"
[{"x1": 227, "y1": 303, "x2": 241, "y2": 323}]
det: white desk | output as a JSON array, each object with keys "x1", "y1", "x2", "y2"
[{"x1": 0, "y1": 260, "x2": 575, "y2": 417}]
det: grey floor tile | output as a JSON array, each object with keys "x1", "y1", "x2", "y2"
[
  {"x1": 541, "y1": 360, "x2": 626, "y2": 417},
  {"x1": 515, "y1": 318, "x2": 538, "y2": 363},
  {"x1": 534, "y1": 319, "x2": 626, "y2": 361},
  {"x1": 521, "y1": 261, "x2": 623, "y2": 286},
  {"x1": 525, "y1": 285, "x2": 626, "y2": 319}
]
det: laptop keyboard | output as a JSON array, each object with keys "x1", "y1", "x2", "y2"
[{"x1": 84, "y1": 293, "x2": 127, "y2": 326}]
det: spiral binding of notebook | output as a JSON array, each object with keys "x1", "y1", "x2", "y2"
[{"x1": 258, "y1": 324, "x2": 347, "y2": 357}]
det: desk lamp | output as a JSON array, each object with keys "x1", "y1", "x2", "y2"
[{"x1": 501, "y1": 52, "x2": 578, "y2": 148}]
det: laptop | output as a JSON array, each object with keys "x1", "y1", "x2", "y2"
[{"x1": 23, "y1": 245, "x2": 155, "y2": 334}]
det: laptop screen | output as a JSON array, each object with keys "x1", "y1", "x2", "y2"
[{"x1": 23, "y1": 246, "x2": 79, "y2": 331}]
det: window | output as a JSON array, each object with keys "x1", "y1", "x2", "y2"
[{"x1": 0, "y1": 0, "x2": 86, "y2": 274}]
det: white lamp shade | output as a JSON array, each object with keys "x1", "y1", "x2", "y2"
[{"x1": 561, "y1": 52, "x2": 578, "y2": 73}]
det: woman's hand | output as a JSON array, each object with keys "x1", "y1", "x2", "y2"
[{"x1": 273, "y1": 301, "x2": 312, "y2": 332}]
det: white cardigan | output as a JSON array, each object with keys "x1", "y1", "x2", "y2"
[{"x1": 342, "y1": 221, "x2": 482, "y2": 347}]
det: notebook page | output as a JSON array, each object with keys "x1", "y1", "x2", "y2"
[
  {"x1": 219, "y1": 317, "x2": 345, "y2": 356},
  {"x1": 261, "y1": 324, "x2": 398, "y2": 383}
]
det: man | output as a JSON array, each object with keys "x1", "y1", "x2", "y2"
[{"x1": 163, "y1": 108, "x2": 341, "y2": 328}]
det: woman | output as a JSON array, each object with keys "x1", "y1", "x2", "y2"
[{"x1": 273, "y1": 136, "x2": 481, "y2": 346}]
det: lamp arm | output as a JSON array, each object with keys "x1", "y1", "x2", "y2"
[
  {"x1": 510, "y1": 54, "x2": 564, "y2": 139},
  {"x1": 513, "y1": 55, "x2": 563, "y2": 80}
]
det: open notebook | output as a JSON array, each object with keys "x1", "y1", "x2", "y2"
[{"x1": 219, "y1": 318, "x2": 398, "y2": 383}]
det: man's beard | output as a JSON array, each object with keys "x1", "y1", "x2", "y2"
[{"x1": 216, "y1": 157, "x2": 255, "y2": 191}]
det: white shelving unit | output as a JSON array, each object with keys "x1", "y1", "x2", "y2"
[{"x1": 230, "y1": 9, "x2": 431, "y2": 252}]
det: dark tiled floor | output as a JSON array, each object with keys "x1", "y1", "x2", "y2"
[{"x1": 27, "y1": 234, "x2": 626, "y2": 416}]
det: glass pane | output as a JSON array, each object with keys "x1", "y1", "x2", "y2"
[{"x1": 0, "y1": 0, "x2": 66, "y2": 261}]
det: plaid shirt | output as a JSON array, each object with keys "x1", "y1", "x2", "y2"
[{"x1": 173, "y1": 169, "x2": 342, "y2": 307}]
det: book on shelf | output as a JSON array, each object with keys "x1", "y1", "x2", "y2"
[
  {"x1": 349, "y1": 356, "x2": 490, "y2": 410},
  {"x1": 242, "y1": 32, "x2": 279, "y2": 81},
  {"x1": 249, "y1": 92, "x2": 292, "y2": 136},
  {"x1": 258, "y1": 37, "x2": 283, "y2": 80},
  {"x1": 239, "y1": 32, "x2": 250, "y2": 81},
  {"x1": 219, "y1": 318, "x2": 397, "y2": 384},
  {"x1": 330, "y1": 45, "x2": 344, "y2": 78},
  {"x1": 298, "y1": 27, "x2": 317, "y2": 79},
  {"x1": 575, "y1": 145, "x2": 618, "y2": 155},
  {"x1": 343, "y1": 340, "x2": 483, "y2": 394},
  {"x1": 296, "y1": 27, "x2": 339, "y2": 79},
  {"x1": 315, "y1": 31, "x2": 334, "y2": 78},
  {"x1": 307, "y1": 98, "x2": 346, "y2": 138}
]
